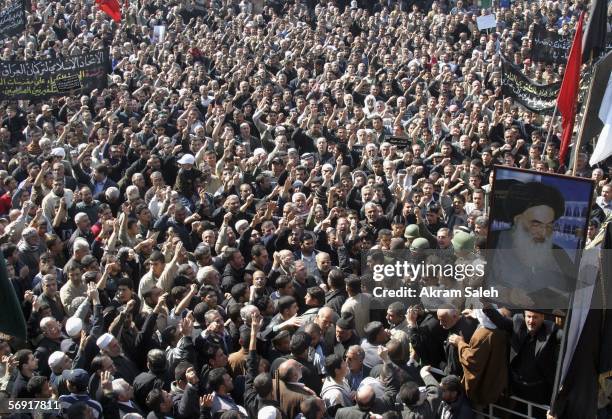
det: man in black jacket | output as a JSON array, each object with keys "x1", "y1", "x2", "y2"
[
  {"x1": 438, "y1": 307, "x2": 478, "y2": 377},
  {"x1": 270, "y1": 332, "x2": 322, "y2": 396},
  {"x1": 133, "y1": 349, "x2": 171, "y2": 411},
  {"x1": 243, "y1": 312, "x2": 283, "y2": 419},
  {"x1": 34, "y1": 316, "x2": 63, "y2": 378},
  {"x1": 484, "y1": 308, "x2": 562, "y2": 405},
  {"x1": 333, "y1": 316, "x2": 360, "y2": 359},
  {"x1": 406, "y1": 306, "x2": 447, "y2": 369},
  {"x1": 324, "y1": 269, "x2": 347, "y2": 315},
  {"x1": 10, "y1": 349, "x2": 39, "y2": 398},
  {"x1": 408, "y1": 306, "x2": 477, "y2": 377},
  {"x1": 170, "y1": 362, "x2": 204, "y2": 419}
]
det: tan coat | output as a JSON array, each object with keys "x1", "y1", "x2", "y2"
[
  {"x1": 59, "y1": 280, "x2": 87, "y2": 309},
  {"x1": 273, "y1": 380, "x2": 312, "y2": 419},
  {"x1": 341, "y1": 293, "x2": 372, "y2": 337},
  {"x1": 457, "y1": 326, "x2": 508, "y2": 405}
]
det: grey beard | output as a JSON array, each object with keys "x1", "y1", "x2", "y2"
[{"x1": 510, "y1": 225, "x2": 558, "y2": 270}]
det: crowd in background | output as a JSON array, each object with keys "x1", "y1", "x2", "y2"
[{"x1": 0, "y1": 0, "x2": 611, "y2": 418}]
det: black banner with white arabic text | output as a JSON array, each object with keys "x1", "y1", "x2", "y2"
[
  {"x1": 0, "y1": 0, "x2": 26, "y2": 41},
  {"x1": 0, "y1": 49, "x2": 110, "y2": 100},
  {"x1": 531, "y1": 25, "x2": 572, "y2": 64},
  {"x1": 501, "y1": 56, "x2": 560, "y2": 113}
]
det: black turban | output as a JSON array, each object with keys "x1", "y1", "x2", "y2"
[{"x1": 504, "y1": 182, "x2": 565, "y2": 221}]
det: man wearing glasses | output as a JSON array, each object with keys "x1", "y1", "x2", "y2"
[{"x1": 488, "y1": 182, "x2": 574, "y2": 308}]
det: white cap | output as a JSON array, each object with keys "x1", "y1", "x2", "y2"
[
  {"x1": 65, "y1": 317, "x2": 83, "y2": 337},
  {"x1": 177, "y1": 154, "x2": 195, "y2": 165},
  {"x1": 235, "y1": 219, "x2": 249, "y2": 232},
  {"x1": 50, "y1": 147, "x2": 66, "y2": 158},
  {"x1": 96, "y1": 333, "x2": 114, "y2": 350},
  {"x1": 258, "y1": 406, "x2": 280, "y2": 419},
  {"x1": 48, "y1": 351, "x2": 66, "y2": 369}
]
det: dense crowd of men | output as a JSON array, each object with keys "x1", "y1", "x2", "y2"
[{"x1": 0, "y1": 0, "x2": 611, "y2": 418}]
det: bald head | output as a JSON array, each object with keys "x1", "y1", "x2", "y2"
[
  {"x1": 278, "y1": 359, "x2": 302, "y2": 383},
  {"x1": 318, "y1": 306, "x2": 334, "y2": 319},
  {"x1": 356, "y1": 385, "x2": 376, "y2": 408},
  {"x1": 315, "y1": 306, "x2": 335, "y2": 332}
]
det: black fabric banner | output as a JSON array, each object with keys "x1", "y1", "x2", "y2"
[
  {"x1": 0, "y1": 0, "x2": 26, "y2": 41},
  {"x1": 531, "y1": 25, "x2": 572, "y2": 64},
  {"x1": 501, "y1": 56, "x2": 560, "y2": 113},
  {"x1": 0, "y1": 254, "x2": 26, "y2": 340},
  {"x1": 576, "y1": 51, "x2": 612, "y2": 147},
  {"x1": 0, "y1": 49, "x2": 110, "y2": 100}
]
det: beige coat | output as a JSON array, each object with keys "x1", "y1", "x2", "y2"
[{"x1": 457, "y1": 326, "x2": 508, "y2": 405}]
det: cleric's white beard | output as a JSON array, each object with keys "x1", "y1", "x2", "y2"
[{"x1": 511, "y1": 224, "x2": 557, "y2": 269}]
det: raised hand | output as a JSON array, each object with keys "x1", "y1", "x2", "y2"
[
  {"x1": 23, "y1": 290, "x2": 34, "y2": 303},
  {"x1": 186, "y1": 366, "x2": 199, "y2": 385},
  {"x1": 206, "y1": 320, "x2": 220, "y2": 334},
  {"x1": 407, "y1": 306, "x2": 419, "y2": 326},
  {"x1": 32, "y1": 295, "x2": 40, "y2": 312},
  {"x1": 181, "y1": 313, "x2": 194, "y2": 337},
  {"x1": 126, "y1": 298, "x2": 137, "y2": 313},
  {"x1": 78, "y1": 329, "x2": 88, "y2": 352},
  {"x1": 174, "y1": 241, "x2": 184, "y2": 258},
  {"x1": 251, "y1": 311, "x2": 263, "y2": 332},
  {"x1": 377, "y1": 345, "x2": 390, "y2": 362},
  {"x1": 199, "y1": 394, "x2": 214, "y2": 408},
  {"x1": 101, "y1": 370, "x2": 113, "y2": 392},
  {"x1": 284, "y1": 315, "x2": 302, "y2": 329},
  {"x1": 87, "y1": 282, "x2": 99, "y2": 303},
  {"x1": 154, "y1": 293, "x2": 168, "y2": 314}
]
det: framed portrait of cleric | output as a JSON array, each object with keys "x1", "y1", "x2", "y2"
[{"x1": 484, "y1": 166, "x2": 595, "y2": 312}]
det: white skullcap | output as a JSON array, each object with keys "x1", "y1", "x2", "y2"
[
  {"x1": 258, "y1": 406, "x2": 280, "y2": 419},
  {"x1": 177, "y1": 154, "x2": 195, "y2": 165},
  {"x1": 96, "y1": 333, "x2": 114, "y2": 350},
  {"x1": 50, "y1": 147, "x2": 66, "y2": 158},
  {"x1": 48, "y1": 351, "x2": 65, "y2": 369},
  {"x1": 235, "y1": 219, "x2": 249, "y2": 232},
  {"x1": 65, "y1": 317, "x2": 83, "y2": 337}
]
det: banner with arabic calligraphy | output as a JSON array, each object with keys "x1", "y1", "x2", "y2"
[
  {"x1": 501, "y1": 56, "x2": 560, "y2": 113},
  {"x1": 531, "y1": 25, "x2": 571, "y2": 64},
  {"x1": 0, "y1": 0, "x2": 26, "y2": 41},
  {"x1": 0, "y1": 49, "x2": 110, "y2": 100}
]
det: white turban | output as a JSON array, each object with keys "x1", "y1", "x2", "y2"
[
  {"x1": 65, "y1": 317, "x2": 83, "y2": 337},
  {"x1": 473, "y1": 309, "x2": 497, "y2": 330},
  {"x1": 96, "y1": 333, "x2": 114, "y2": 350}
]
